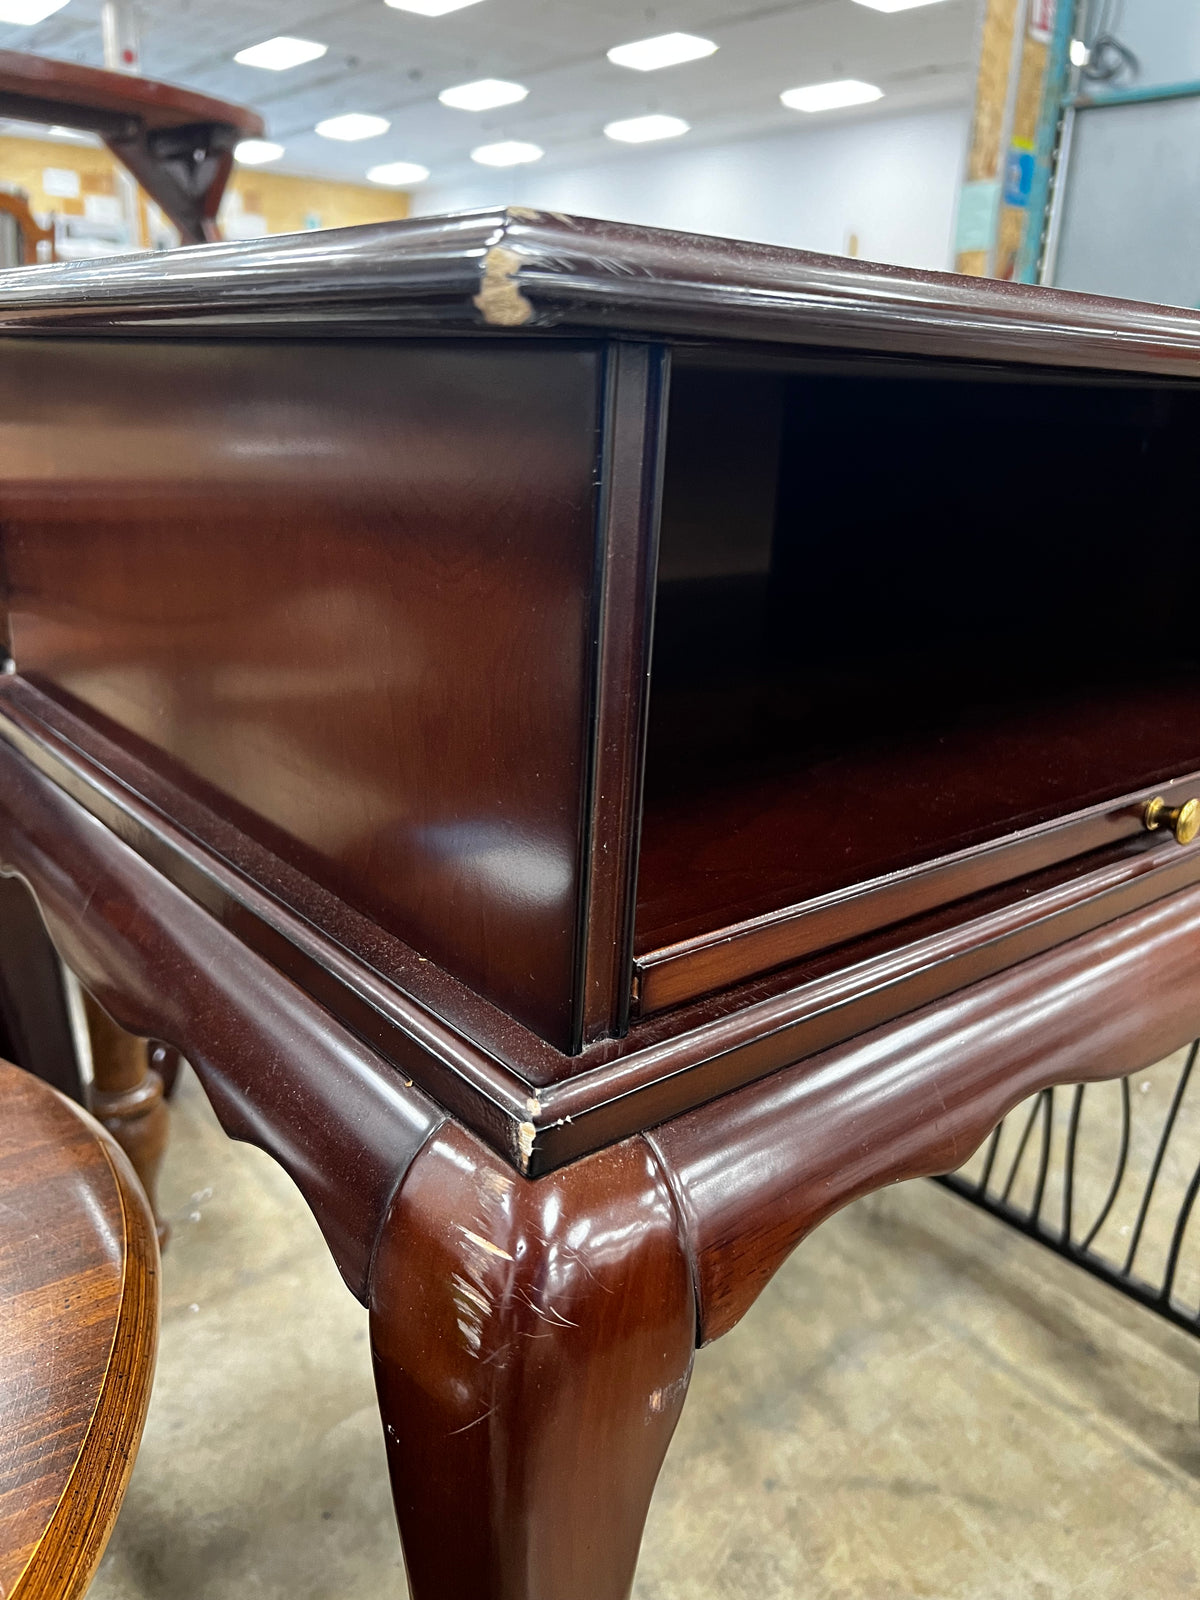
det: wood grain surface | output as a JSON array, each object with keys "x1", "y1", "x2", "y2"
[
  {"x1": 1, "y1": 337, "x2": 603, "y2": 1049},
  {"x1": 0, "y1": 1059, "x2": 158, "y2": 1600}
]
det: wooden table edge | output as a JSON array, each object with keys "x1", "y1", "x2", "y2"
[{"x1": 10, "y1": 1103, "x2": 160, "y2": 1600}]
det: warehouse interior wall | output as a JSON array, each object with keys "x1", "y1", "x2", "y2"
[
  {"x1": 0, "y1": 133, "x2": 408, "y2": 251},
  {"x1": 414, "y1": 103, "x2": 971, "y2": 271}
]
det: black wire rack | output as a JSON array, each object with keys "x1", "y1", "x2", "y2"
[{"x1": 937, "y1": 1041, "x2": 1200, "y2": 1337}]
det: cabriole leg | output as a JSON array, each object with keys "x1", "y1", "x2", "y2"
[{"x1": 369, "y1": 1125, "x2": 696, "y2": 1600}]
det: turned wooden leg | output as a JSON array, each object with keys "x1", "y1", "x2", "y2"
[
  {"x1": 83, "y1": 990, "x2": 170, "y2": 1244},
  {"x1": 369, "y1": 1125, "x2": 696, "y2": 1600}
]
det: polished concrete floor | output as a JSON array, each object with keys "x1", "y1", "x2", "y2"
[{"x1": 93, "y1": 1062, "x2": 1200, "y2": 1600}]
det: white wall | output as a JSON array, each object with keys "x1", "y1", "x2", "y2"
[{"x1": 415, "y1": 104, "x2": 970, "y2": 272}]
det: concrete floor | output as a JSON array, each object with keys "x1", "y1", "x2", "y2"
[{"x1": 92, "y1": 1065, "x2": 1200, "y2": 1600}]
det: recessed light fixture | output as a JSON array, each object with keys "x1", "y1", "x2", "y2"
[
  {"x1": 607, "y1": 32, "x2": 717, "y2": 72},
  {"x1": 385, "y1": 0, "x2": 485, "y2": 13},
  {"x1": 604, "y1": 113, "x2": 689, "y2": 143},
  {"x1": 235, "y1": 139, "x2": 285, "y2": 165},
  {"x1": 851, "y1": 0, "x2": 949, "y2": 9},
  {"x1": 471, "y1": 139, "x2": 543, "y2": 167},
  {"x1": 439, "y1": 78, "x2": 528, "y2": 111},
  {"x1": 780, "y1": 79, "x2": 884, "y2": 113},
  {"x1": 367, "y1": 160, "x2": 431, "y2": 185},
  {"x1": 0, "y1": 0, "x2": 70, "y2": 22},
  {"x1": 315, "y1": 112, "x2": 391, "y2": 141},
  {"x1": 234, "y1": 36, "x2": 327, "y2": 71}
]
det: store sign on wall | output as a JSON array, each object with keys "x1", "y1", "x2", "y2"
[{"x1": 1029, "y1": 0, "x2": 1055, "y2": 44}]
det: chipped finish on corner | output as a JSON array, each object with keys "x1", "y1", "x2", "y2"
[{"x1": 473, "y1": 244, "x2": 534, "y2": 327}]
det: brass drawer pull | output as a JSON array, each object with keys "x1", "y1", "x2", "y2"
[{"x1": 1143, "y1": 796, "x2": 1200, "y2": 845}]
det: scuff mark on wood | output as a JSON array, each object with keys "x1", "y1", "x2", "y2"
[
  {"x1": 456, "y1": 1314, "x2": 483, "y2": 1354},
  {"x1": 474, "y1": 245, "x2": 533, "y2": 326},
  {"x1": 447, "y1": 1405, "x2": 496, "y2": 1436},
  {"x1": 458, "y1": 1224, "x2": 513, "y2": 1261},
  {"x1": 516, "y1": 1286, "x2": 578, "y2": 1329},
  {"x1": 646, "y1": 1371, "x2": 690, "y2": 1418},
  {"x1": 450, "y1": 1272, "x2": 491, "y2": 1316},
  {"x1": 517, "y1": 1119, "x2": 537, "y2": 1170}
]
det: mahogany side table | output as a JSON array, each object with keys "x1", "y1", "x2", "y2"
[{"x1": 1, "y1": 210, "x2": 1199, "y2": 1598}]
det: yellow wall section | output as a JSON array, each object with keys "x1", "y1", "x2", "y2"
[
  {"x1": 227, "y1": 168, "x2": 408, "y2": 235},
  {"x1": 0, "y1": 132, "x2": 120, "y2": 215},
  {"x1": 0, "y1": 133, "x2": 409, "y2": 239}
]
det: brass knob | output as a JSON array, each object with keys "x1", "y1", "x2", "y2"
[{"x1": 1143, "y1": 796, "x2": 1200, "y2": 845}]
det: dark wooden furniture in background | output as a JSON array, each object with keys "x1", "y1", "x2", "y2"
[
  {"x1": 0, "y1": 1059, "x2": 158, "y2": 1600},
  {"x1": 82, "y1": 992, "x2": 170, "y2": 1244},
  {"x1": 1, "y1": 210, "x2": 1199, "y2": 1597},
  {"x1": 0, "y1": 876, "x2": 169, "y2": 1232},
  {"x1": 0, "y1": 874, "x2": 79, "y2": 1098},
  {"x1": 0, "y1": 51, "x2": 262, "y2": 244}
]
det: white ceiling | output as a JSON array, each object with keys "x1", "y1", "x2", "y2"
[{"x1": 0, "y1": 0, "x2": 980, "y2": 190}]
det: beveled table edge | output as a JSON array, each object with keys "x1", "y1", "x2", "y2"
[{"x1": 1, "y1": 209, "x2": 1200, "y2": 382}]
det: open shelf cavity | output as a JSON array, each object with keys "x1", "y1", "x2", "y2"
[{"x1": 635, "y1": 356, "x2": 1200, "y2": 972}]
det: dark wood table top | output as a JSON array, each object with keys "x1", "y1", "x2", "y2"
[{"x1": 0, "y1": 48, "x2": 263, "y2": 140}]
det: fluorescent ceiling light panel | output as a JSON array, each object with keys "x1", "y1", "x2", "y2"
[
  {"x1": 851, "y1": 0, "x2": 950, "y2": 9},
  {"x1": 368, "y1": 160, "x2": 430, "y2": 185},
  {"x1": 607, "y1": 32, "x2": 717, "y2": 71},
  {"x1": 604, "y1": 113, "x2": 689, "y2": 143},
  {"x1": 316, "y1": 112, "x2": 391, "y2": 140},
  {"x1": 385, "y1": 0, "x2": 485, "y2": 13},
  {"x1": 234, "y1": 36, "x2": 327, "y2": 71},
  {"x1": 781, "y1": 79, "x2": 883, "y2": 112},
  {"x1": 471, "y1": 139, "x2": 543, "y2": 166},
  {"x1": 0, "y1": 0, "x2": 70, "y2": 21},
  {"x1": 235, "y1": 139, "x2": 285, "y2": 164},
  {"x1": 439, "y1": 77, "x2": 528, "y2": 111}
]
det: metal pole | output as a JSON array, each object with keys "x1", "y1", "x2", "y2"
[
  {"x1": 101, "y1": 0, "x2": 140, "y2": 73},
  {"x1": 1016, "y1": 0, "x2": 1080, "y2": 282},
  {"x1": 102, "y1": 2, "x2": 144, "y2": 249},
  {"x1": 987, "y1": 0, "x2": 1031, "y2": 278},
  {"x1": 1039, "y1": 100, "x2": 1075, "y2": 284}
]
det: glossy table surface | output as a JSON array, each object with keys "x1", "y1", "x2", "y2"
[{"x1": 0, "y1": 206, "x2": 1196, "y2": 373}]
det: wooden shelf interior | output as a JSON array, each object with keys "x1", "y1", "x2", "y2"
[{"x1": 636, "y1": 359, "x2": 1200, "y2": 955}]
